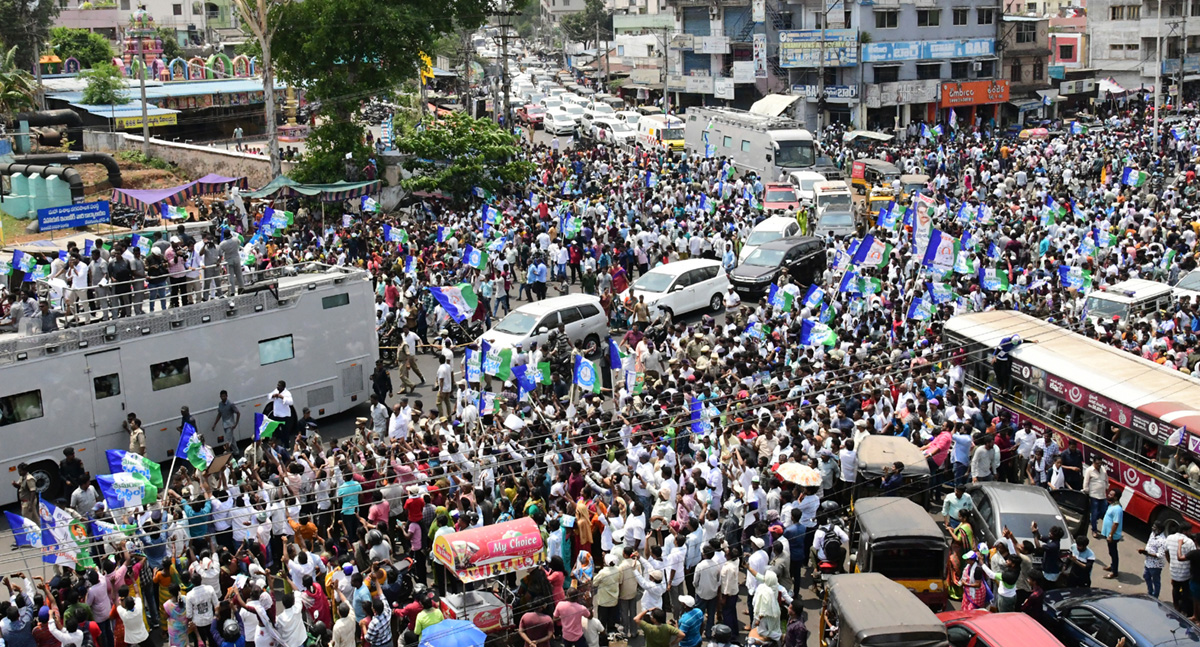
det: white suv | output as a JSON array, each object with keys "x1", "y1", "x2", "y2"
[{"x1": 622, "y1": 258, "x2": 729, "y2": 320}]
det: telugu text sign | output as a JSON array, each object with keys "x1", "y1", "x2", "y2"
[
  {"x1": 37, "y1": 201, "x2": 111, "y2": 232},
  {"x1": 861, "y1": 38, "x2": 994, "y2": 63}
]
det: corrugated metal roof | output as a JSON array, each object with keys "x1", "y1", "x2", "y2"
[
  {"x1": 48, "y1": 78, "x2": 286, "y2": 103},
  {"x1": 68, "y1": 102, "x2": 180, "y2": 118}
]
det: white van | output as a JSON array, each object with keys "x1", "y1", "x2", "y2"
[
  {"x1": 622, "y1": 258, "x2": 730, "y2": 320},
  {"x1": 738, "y1": 215, "x2": 802, "y2": 264},
  {"x1": 481, "y1": 294, "x2": 608, "y2": 356},
  {"x1": 1085, "y1": 278, "x2": 1174, "y2": 324},
  {"x1": 812, "y1": 181, "x2": 856, "y2": 238},
  {"x1": 789, "y1": 170, "x2": 828, "y2": 204},
  {"x1": 636, "y1": 114, "x2": 685, "y2": 154}
]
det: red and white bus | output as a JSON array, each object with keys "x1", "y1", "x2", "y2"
[{"x1": 945, "y1": 310, "x2": 1200, "y2": 532}]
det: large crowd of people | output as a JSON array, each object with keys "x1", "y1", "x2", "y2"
[{"x1": 5, "y1": 93, "x2": 1200, "y2": 647}]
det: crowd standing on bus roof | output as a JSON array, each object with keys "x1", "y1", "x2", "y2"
[{"x1": 10, "y1": 102, "x2": 1200, "y2": 647}]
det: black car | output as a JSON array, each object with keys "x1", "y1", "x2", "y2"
[
  {"x1": 1038, "y1": 588, "x2": 1200, "y2": 647},
  {"x1": 814, "y1": 156, "x2": 844, "y2": 181},
  {"x1": 729, "y1": 236, "x2": 826, "y2": 298}
]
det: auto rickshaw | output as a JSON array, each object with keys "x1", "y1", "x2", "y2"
[
  {"x1": 820, "y1": 573, "x2": 950, "y2": 647},
  {"x1": 850, "y1": 159, "x2": 901, "y2": 195},
  {"x1": 850, "y1": 497, "x2": 949, "y2": 610},
  {"x1": 852, "y1": 435, "x2": 932, "y2": 508}
]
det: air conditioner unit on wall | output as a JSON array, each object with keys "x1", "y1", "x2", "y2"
[{"x1": 972, "y1": 61, "x2": 982, "y2": 71}]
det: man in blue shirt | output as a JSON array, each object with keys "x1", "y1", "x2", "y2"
[
  {"x1": 950, "y1": 425, "x2": 975, "y2": 485},
  {"x1": 338, "y1": 466, "x2": 364, "y2": 539},
  {"x1": 782, "y1": 509, "x2": 807, "y2": 598},
  {"x1": 677, "y1": 596, "x2": 704, "y2": 647},
  {"x1": 1102, "y1": 490, "x2": 1124, "y2": 579},
  {"x1": 351, "y1": 572, "x2": 374, "y2": 621}
]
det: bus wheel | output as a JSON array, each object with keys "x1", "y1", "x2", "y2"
[
  {"x1": 1153, "y1": 507, "x2": 1187, "y2": 534},
  {"x1": 29, "y1": 461, "x2": 61, "y2": 500}
]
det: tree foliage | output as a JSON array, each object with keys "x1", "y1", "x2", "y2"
[
  {"x1": 157, "y1": 28, "x2": 184, "y2": 61},
  {"x1": 396, "y1": 111, "x2": 535, "y2": 199},
  {"x1": 289, "y1": 121, "x2": 372, "y2": 184},
  {"x1": 0, "y1": 0, "x2": 60, "y2": 70},
  {"x1": 560, "y1": 0, "x2": 611, "y2": 46},
  {"x1": 80, "y1": 62, "x2": 130, "y2": 105},
  {"x1": 49, "y1": 27, "x2": 114, "y2": 68},
  {"x1": 0, "y1": 46, "x2": 37, "y2": 118}
]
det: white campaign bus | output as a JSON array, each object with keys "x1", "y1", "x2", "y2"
[
  {"x1": 683, "y1": 107, "x2": 816, "y2": 180},
  {"x1": 0, "y1": 263, "x2": 378, "y2": 503}
]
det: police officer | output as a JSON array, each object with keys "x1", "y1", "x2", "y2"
[{"x1": 12, "y1": 463, "x2": 38, "y2": 522}]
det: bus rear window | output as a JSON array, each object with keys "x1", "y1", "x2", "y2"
[
  {"x1": 0, "y1": 390, "x2": 43, "y2": 426},
  {"x1": 259, "y1": 335, "x2": 295, "y2": 366}
]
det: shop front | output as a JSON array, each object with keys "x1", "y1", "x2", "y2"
[
  {"x1": 862, "y1": 79, "x2": 941, "y2": 133},
  {"x1": 938, "y1": 80, "x2": 1011, "y2": 130}
]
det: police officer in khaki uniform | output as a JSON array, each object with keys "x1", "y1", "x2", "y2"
[{"x1": 12, "y1": 463, "x2": 38, "y2": 521}]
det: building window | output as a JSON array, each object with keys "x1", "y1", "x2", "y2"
[
  {"x1": 150, "y1": 358, "x2": 191, "y2": 391},
  {"x1": 120, "y1": 0, "x2": 129, "y2": 8},
  {"x1": 978, "y1": 60, "x2": 995, "y2": 76},
  {"x1": 1129, "y1": 5, "x2": 1140, "y2": 17},
  {"x1": 1059, "y1": 43, "x2": 1074, "y2": 59},
  {"x1": 953, "y1": 7, "x2": 969, "y2": 24},
  {"x1": 977, "y1": 7, "x2": 994, "y2": 23},
  {"x1": 1193, "y1": 0, "x2": 1200, "y2": 16},
  {"x1": 874, "y1": 65, "x2": 900, "y2": 82},
  {"x1": 259, "y1": 335, "x2": 295, "y2": 366},
  {"x1": 917, "y1": 63, "x2": 941, "y2": 79},
  {"x1": 322, "y1": 293, "x2": 350, "y2": 309},
  {"x1": 814, "y1": 13, "x2": 824, "y2": 27},
  {"x1": 1109, "y1": 5, "x2": 1123, "y2": 18},
  {"x1": 0, "y1": 390, "x2": 43, "y2": 427},
  {"x1": 93, "y1": 374, "x2": 121, "y2": 400},
  {"x1": 1016, "y1": 22, "x2": 1036, "y2": 43},
  {"x1": 1026, "y1": 2, "x2": 1037, "y2": 12},
  {"x1": 741, "y1": 140, "x2": 751, "y2": 151},
  {"x1": 1011, "y1": 59, "x2": 1022, "y2": 81},
  {"x1": 917, "y1": 8, "x2": 941, "y2": 25},
  {"x1": 723, "y1": 135, "x2": 732, "y2": 147},
  {"x1": 844, "y1": 9, "x2": 852, "y2": 25},
  {"x1": 951, "y1": 61, "x2": 969, "y2": 77},
  {"x1": 874, "y1": 9, "x2": 898, "y2": 28},
  {"x1": 1033, "y1": 58, "x2": 1043, "y2": 80},
  {"x1": 193, "y1": 1, "x2": 201, "y2": 14},
  {"x1": 172, "y1": 3, "x2": 182, "y2": 14},
  {"x1": 1109, "y1": 5, "x2": 1139, "y2": 18}
]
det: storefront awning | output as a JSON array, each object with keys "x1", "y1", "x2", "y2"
[{"x1": 749, "y1": 94, "x2": 801, "y2": 117}]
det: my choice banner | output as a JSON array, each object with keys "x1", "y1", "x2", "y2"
[{"x1": 37, "y1": 201, "x2": 111, "y2": 232}]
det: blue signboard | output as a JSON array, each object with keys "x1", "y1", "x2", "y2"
[
  {"x1": 861, "y1": 38, "x2": 994, "y2": 63},
  {"x1": 779, "y1": 29, "x2": 859, "y2": 68},
  {"x1": 37, "y1": 201, "x2": 111, "y2": 232}
]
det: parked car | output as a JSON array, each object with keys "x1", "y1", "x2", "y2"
[
  {"x1": 589, "y1": 117, "x2": 636, "y2": 146},
  {"x1": 762, "y1": 183, "x2": 800, "y2": 212},
  {"x1": 728, "y1": 236, "x2": 826, "y2": 298},
  {"x1": 1038, "y1": 589, "x2": 1200, "y2": 647},
  {"x1": 965, "y1": 482, "x2": 1070, "y2": 566},
  {"x1": 545, "y1": 110, "x2": 577, "y2": 135},
  {"x1": 789, "y1": 170, "x2": 828, "y2": 204},
  {"x1": 622, "y1": 258, "x2": 729, "y2": 320},
  {"x1": 481, "y1": 294, "x2": 607, "y2": 356},
  {"x1": 561, "y1": 103, "x2": 586, "y2": 124},
  {"x1": 615, "y1": 110, "x2": 642, "y2": 129},
  {"x1": 940, "y1": 610, "x2": 1066, "y2": 647},
  {"x1": 516, "y1": 103, "x2": 546, "y2": 127}
]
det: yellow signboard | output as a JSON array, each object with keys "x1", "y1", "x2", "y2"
[{"x1": 114, "y1": 113, "x2": 178, "y2": 129}]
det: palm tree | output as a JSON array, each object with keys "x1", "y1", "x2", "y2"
[{"x1": 0, "y1": 46, "x2": 38, "y2": 119}]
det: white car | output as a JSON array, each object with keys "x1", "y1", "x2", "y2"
[
  {"x1": 623, "y1": 259, "x2": 729, "y2": 320},
  {"x1": 738, "y1": 215, "x2": 802, "y2": 264},
  {"x1": 590, "y1": 117, "x2": 636, "y2": 146},
  {"x1": 789, "y1": 170, "x2": 828, "y2": 204},
  {"x1": 540, "y1": 97, "x2": 563, "y2": 112},
  {"x1": 587, "y1": 103, "x2": 616, "y2": 117},
  {"x1": 545, "y1": 110, "x2": 577, "y2": 135},
  {"x1": 482, "y1": 294, "x2": 608, "y2": 356},
  {"x1": 561, "y1": 103, "x2": 586, "y2": 124}
]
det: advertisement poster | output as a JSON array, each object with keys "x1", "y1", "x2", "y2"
[
  {"x1": 715, "y1": 76, "x2": 735, "y2": 100},
  {"x1": 753, "y1": 0, "x2": 765, "y2": 22},
  {"x1": 753, "y1": 33, "x2": 767, "y2": 78}
]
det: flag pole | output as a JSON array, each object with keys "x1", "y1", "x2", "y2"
[{"x1": 164, "y1": 455, "x2": 180, "y2": 495}]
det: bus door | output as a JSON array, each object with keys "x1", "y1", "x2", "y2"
[{"x1": 85, "y1": 349, "x2": 126, "y2": 437}]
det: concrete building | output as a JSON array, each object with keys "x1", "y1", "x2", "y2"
[
  {"x1": 999, "y1": 15, "x2": 1054, "y2": 121},
  {"x1": 854, "y1": 0, "x2": 1002, "y2": 130},
  {"x1": 53, "y1": 0, "x2": 238, "y2": 50},
  {"x1": 1086, "y1": 0, "x2": 1200, "y2": 95},
  {"x1": 540, "y1": 0, "x2": 587, "y2": 24}
]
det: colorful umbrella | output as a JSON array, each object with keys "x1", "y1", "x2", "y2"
[{"x1": 775, "y1": 462, "x2": 822, "y2": 487}]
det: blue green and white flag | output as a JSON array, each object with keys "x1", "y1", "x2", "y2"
[
  {"x1": 174, "y1": 422, "x2": 213, "y2": 471},
  {"x1": 573, "y1": 356, "x2": 602, "y2": 394},
  {"x1": 800, "y1": 319, "x2": 838, "y2": 346},
  {"x1": 428, "y1": 284, "x2": 477, "y2": 322},
  {"x1": 768, "y1": 283, "x2": 794, "y2": 311},
  {"x1": 105, "y1": 450, "x2": 163, "y2": 489},
  {"x1": 462, "y1": 245, "x2": 489, "y2": 270}
]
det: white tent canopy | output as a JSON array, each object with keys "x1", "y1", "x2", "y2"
[{"x1": 750, "y1": 94, "x2": 802, "y2": 117}]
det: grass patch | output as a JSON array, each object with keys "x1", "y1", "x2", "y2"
[
  {"x1": 1, "y1": 211, "x2": 30, "y2": 243},
  {"x1": 115, "y1": 150, "x2": 176, "y2": 172}
]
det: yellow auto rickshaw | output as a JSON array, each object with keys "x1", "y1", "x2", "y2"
[
  {"x1": 850, "y1": 497, "x2": 949, "y2": 610},
  {"x1": 849, "y1": 159, "x2": 901, "y2": 195}
]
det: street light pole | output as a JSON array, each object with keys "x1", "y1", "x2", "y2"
[{"x1": 133, "y1": 12, "x2": 151, "y2": 157}]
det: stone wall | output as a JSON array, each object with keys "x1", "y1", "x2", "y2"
[{"x1": 83, "y1": 131, "x2": 295, "y2": 186}]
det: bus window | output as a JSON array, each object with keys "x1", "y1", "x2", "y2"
[
  {"x1": 1081, "y1": 413, "x2": 1105, "y2": 441},
  {"x1": 151, "y1": 358, "x2": 192, "y2": 391},
  {"x1": 0, "y1": 390, "x2": 43, "y2": 426}
]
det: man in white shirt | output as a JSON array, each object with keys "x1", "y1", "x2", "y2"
[
  {"x1": 274, "y1": 593, "x2": 307, "y2": 647},
  {"x1": 268, "y1": 380, "x2": 294, "y2": 443},
  {"x1": 388, "y1": 399, "x2": 412, "y2": 441},
  {"x1": 185, "y1": 573, "x2": 219, "y2": 640}
]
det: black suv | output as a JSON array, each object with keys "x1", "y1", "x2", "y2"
[{"x1": 729, "y1": 236, "x2": 826, "y2": 298}]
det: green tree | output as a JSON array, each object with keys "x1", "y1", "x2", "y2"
[
  {"x1": 157, "y1": 28, "x2": 184, "y2": 61},
  {"x1": 49, "y1": 27, "x2": 114, "y2": 68},
  {"x1": 396, "y1": 111, "x2": 535, "y2": 199},
  {"x1": 0, "y1": 0, "x2": 60, "y2": 70},
  {"x1": 560, "y1": 0, "x2": 611, "y2": 46},
  {"x1": 271, "y1": 0, "x2": 504, "y2": 182},
  {"x1": 0, "y1": 46, "x2": 38, "y2": 118},
  {"x1": 80, "y1": 62, "x2": 130, "y2": 105}
]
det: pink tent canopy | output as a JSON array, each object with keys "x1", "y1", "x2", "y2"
[{"x1": 111, "y1": 174, "x2": 248, "y2": 210}]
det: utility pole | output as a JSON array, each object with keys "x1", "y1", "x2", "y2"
[
  {"x1": 131, "y1": 6, "x2": 153, "y2": 158},
  {"x1": 493, "y1": 3, "x2": 516, "y2": 130},
  {"x1": 1154, "y1": 18, "x2": 1162, "y2": 153},
  {"x1": 659, "y1": 26, "x2": 671, "y2": 113}
]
